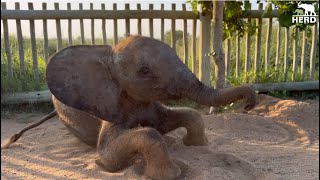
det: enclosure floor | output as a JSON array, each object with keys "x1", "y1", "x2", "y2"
[{"x1": 1, "y1": 95, "x2": 319, "y2": 180}]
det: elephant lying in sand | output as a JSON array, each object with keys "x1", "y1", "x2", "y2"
[{"x1": 2, "y1": 35, "x2": 256, "y2": 180}]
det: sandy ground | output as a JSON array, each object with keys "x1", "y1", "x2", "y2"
[{"x1": 1, "y1": 94, "x2": 319, "y2": 180}]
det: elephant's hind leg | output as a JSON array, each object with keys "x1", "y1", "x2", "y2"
[
  {"x1": 156, "y1": 107, "x2": 208, "y2": 146},
  {"x1": 97, "y1": 122, "x2": 181, "y2": 180}
]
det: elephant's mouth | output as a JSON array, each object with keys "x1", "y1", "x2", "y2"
[{"x1": 152, "y1": 86, "x2": 182, "y2": 100}]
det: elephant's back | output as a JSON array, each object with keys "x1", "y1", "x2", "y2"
[{"x1": 52, "y1": 96, "x2": 102, "y2": 147}]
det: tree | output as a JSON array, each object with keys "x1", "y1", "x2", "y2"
[{"x1": 211, "y1": 1, "x2": 225, "y2": 89}]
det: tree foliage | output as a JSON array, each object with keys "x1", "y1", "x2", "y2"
[{"x1": 187, "y1": 0, "x2": 319, "y2": 40}]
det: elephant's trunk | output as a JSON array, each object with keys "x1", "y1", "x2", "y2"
[{"x1": 180, "y1": 73, "x2": 256, "y2": 110}]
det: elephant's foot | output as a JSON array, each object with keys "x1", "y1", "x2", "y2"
[
  {"x1": 183, "y1": 133, "x2": 208, "y2": 146},
  {"x1": 145, "y1": 160, "x2": 181, "y2": 180}
]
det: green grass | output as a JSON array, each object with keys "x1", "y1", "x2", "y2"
[
  {"x1": 266, "y1": 90, "x2": 319, "y2": 100},
  {"x1": 1, "y1": 36, "x2": 47, "y2": 93},
  {"x1": 1, "y1": 102, "x2": 54, "y2": 119}
]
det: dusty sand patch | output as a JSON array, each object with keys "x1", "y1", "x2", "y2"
[{"x1": 1, "y1": 95, "x2": 319, "y2": 180}]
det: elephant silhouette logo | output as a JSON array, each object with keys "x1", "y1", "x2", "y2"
[
  {"x1": 292, "y1": 3, "x2": 317, "y2": 24},
  {"x1": 297, "y1": 3, "x2": 316, "y2": 16}
]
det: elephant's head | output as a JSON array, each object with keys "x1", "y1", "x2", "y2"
[
  {"x1": 46, "y1": 35, "x2": 256, "y2": 122},
  {"x1": 111, "y1": 35, "x2": 192, "y2": 102}
]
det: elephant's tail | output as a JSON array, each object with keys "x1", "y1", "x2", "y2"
[{"x1": 1, "y1": 110, "x2": 57, "y2": 149}]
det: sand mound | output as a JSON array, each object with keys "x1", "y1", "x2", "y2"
[{"x1": 1, "y1": 95, "x2": 319, "y2": 180}]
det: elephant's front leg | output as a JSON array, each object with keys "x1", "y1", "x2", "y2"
[
  {"x1": 97, "y1": 121, "x2": 181, "y2": 180},
  {"x1": 156, "y1": 107, "x2": 208, "y2": 146}
]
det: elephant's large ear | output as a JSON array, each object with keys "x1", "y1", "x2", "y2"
[{"x1": 46, "y1": 45, "x2": 119, "y2": 122}]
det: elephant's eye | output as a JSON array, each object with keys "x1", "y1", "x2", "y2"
[{"x1": 138, "y1": 67, "x2": 151, "y2": 76}]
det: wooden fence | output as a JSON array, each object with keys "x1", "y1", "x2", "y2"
[{"x1": 1, "y1": 2, "x2": 319, "y2": 104}]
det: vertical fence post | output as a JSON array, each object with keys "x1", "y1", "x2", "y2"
[
  {"x1": 182, "y1": 4, "x2": 188, "y2": 66},
  {"x1": 54, "y1": 3, "x2": 62, "y2": 51},
  {"x1": 245, "y1": 3, "x2": 252, "y2": 82},
  {"x1": 300, "y1": 30, "x2": 307, "y2": 80},
  {"x1": 113, "y1": 3, "x2": 118, "y2": 46},
  {"x1": 2, "y1": 2, "x2": 13, "y2": 80},
  {"x1": 15, "y1": 2, "x2": 26, "y2": 90},
  {"x1": 265, "y1": 7, "x2": 272, "y2": 73},
  {"x1": 292, "y1": 27, "x2": 298, "y2": 81},
  {"x1": 192, "y1": 18, "x2": 197, "y2": 74},
  {"x1": 67, "y1": 3, "x2": 73, "y2": 46},
  {"x1": 284, "y1": 27, "x2": 289, "y2": 82},
  {"x1": 125, "y1": 4, "x2": 130, "y2": 35},
  {"x1": 171, "y1": 4, "x2": 176, "y2": 51},
  {"x1": 28, "y1": 2, "x2": 39, "y2": 90},
  {"x1": 79, "y1": 3, "x2": 85, "y2": 44},
  {"x1": 149, "y1": 4, "x2": 154, "y2": 38},
  {"x1": 235, "y1": 31, "x2": 240, "y2": 78},
  {"x1": 225, "y1": 39, "x2": 230, "y2": 77},
  {"x1": 137, "y1": 4, "x2": 142, "y2": 35},
  {"x1": 198, "y1": 4, "x2": 211, "y2": 85},
  {"x1": 254, "y1": 3, "x2": 263, "y2": 83},
  {"x1": 101, "y1": 3, "x2": 107, "y2": 45},
  {"x1": 160, "y1": 4, "x2": 165, "y2": 41},
  {"x1": 275, "y1": 23, "x2": 281, "y2": 71},
  {"x1": 42, "y1": 3, "x2": 49, "y2": 64},
  {"x1": 90, "y1": 3, "x2": 95, "y2": 45},
  {"x1": 309, "y1": 21, "x2": 318, "y2": 80}
]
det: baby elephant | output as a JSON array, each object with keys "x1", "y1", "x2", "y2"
[{"x1": 3, "y1": 35, "x2": 256, "y2": 180}]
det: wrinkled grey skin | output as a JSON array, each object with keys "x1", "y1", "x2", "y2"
[{"x1": 45, "y1": 35, "x2": 257, "y2": 180}]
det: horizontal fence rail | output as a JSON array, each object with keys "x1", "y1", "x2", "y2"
[
  {"x1": 1, "y1": 10, "x2": 279, "y2": 20},
  {"x1": 2, "y1": 80, "x2": 319, "y2": 105},
  {"x1": 1, "y1": 10, "x2": 198, "y2": 20},
  {"x1": 1, "y1": 1, "x2": 319, "y2": 100}
]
